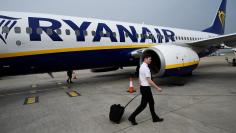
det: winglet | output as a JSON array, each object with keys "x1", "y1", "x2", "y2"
[{"x1": 203, "y1": 0, "x2": 227, "y2": 35}]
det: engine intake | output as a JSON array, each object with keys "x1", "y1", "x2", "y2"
[{"x1": 142, "y1": 45, "x2": 200, "y2": 77}]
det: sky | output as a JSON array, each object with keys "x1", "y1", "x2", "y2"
[{"x1": 0, "y1": 0, "x2": 235, "y2": 34}]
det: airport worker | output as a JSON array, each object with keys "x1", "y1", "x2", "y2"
[
  {"x1": 67, "y1": 70, "x2": 73, "y2": 83},
  {"x1": 128, "y1": 53, "x2": 163, "y2": 125}
]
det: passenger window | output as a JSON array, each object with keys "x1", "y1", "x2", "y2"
[
  {"x1": 26, "y1": 27, "x2": 32, "y2": 34},
  {"x1": 148, "y1": 35, "x2": 151, "y2": 39},
  {"x1": 2, "y1": 26, "x2": 9, "y2": 33},
  {"x1": 125, "y1": 32, "x2": 129, "y2": 37},
  {"x1": 144, "y1": 34, "x2": 147, "y2": 39},
  {"x1": 91, "y1": 31, "x2": 96, "y2": 36},
  {"x1": 56, "y1": 29, "x2": 61, "y2": 35},
  {"x1": 14, "y1": 27, "x2": 21, "y2": 34},
  {"x1": 65, "y1": 29, "x2": 70, "y2": 35},
  {"x1": 149, "y1": 35, "x2": 154, "y2": 39},
  {"x1": 36, "y1": 28, "x2": 42, "y2": 34},
  {"x1": 142, "y1": 34, "x2": 145, "y2": 39},
  {"x1": 16, "y1": 40, "x2": 21, "y2": 46},
  {"x1": 113, "y1": 32, "x2": 116, "y2": 37},
  {"x1": 75, "y1": 30, "x2": 80, "y2": 36},
  {"x1": 106, "y1": 32, "x2": 110, "y2": 37},
  {"x1": 83, "y1": 31, "x2": 88, "y2": 36},
  {"x1": 140, "y1": 34, "x2": 144, "y2": 39},
  {"x1": 99, "y1": 31, "x2": 104, "y2": 37},
  {"x1": 46, "y1": 28, "x2": 53, "y2": 35},
  {"x1": 143, "y1": 34, "x2": 146, "y2": 39},
  {"x1": 136, "y1": 33, "x2": 139, "y2": 38}
]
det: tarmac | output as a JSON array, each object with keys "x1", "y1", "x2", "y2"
[{"x1": 0, "y1": 54, "x2": 236, "y2": 133}]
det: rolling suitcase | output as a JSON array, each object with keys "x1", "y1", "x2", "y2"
[{"x1": 109, "y1": 95, "x2": 139, "y2": 124}]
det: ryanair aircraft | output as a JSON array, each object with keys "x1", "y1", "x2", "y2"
[{"x1": 0, "y1": 0, "x2": 235, "y2": 77}]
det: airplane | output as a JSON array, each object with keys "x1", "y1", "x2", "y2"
[{"x1": 0, "y1": 0, "x2": 235, "y2": 78}]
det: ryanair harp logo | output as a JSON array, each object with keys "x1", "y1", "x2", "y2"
[
  {"x1": 0, "y1": 15, "x2": 20, "y2": 44},
  {"x1": 218, "y1": 11, "x2": 225, "y2": 27}
]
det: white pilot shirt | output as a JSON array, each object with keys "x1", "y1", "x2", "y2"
[{"x1": 139, "y1": 62, "x2": 151, "y2": 86}]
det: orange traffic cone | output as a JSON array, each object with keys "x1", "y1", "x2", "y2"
[{"x1": 127, "y1": 77, "x2": 136, "y2": 93}]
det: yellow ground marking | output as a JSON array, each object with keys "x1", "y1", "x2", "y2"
[
  {"x1": 24, "y1": 96, "x2": 39, "y2": 105},
  {"x1": 62, "y1": 86, "x2": 68, "y2": 89},
  {"x1": 57, "y1": 82, "x2": 62, "y2": 85},
  {"x1": 67, "y1": 91, "x2": 81, "y2": 97},
  {"x1": 31, "y1": 84, "x2": 37, "y2": 88}
]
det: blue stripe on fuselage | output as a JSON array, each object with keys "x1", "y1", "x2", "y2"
[{"x1": 0, "y1": 48, "x2": 139, "y2": 76}]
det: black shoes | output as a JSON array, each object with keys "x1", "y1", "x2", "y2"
[
  {"x1": 128, "y1": 117, "x2": 138, "y2": 125},
  {"x1": 128, "y1": 116, "x2": 163, "y2": 125},
  {"x1": 67, "y1": 80, "x2": 73, "y2": 84},
  {"x1": 153, "y1": 118, "x2": 164, "y2": 122}
]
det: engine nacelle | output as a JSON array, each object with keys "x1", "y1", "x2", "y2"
[
  {"x1": 225, "y1": 41, "x2": 236, "y2": 48},
  {"x1": 142, "y1": 45, "x2": 200, "y2": 77}
]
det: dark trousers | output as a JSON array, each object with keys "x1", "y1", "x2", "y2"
[
  {"x1": 67, "y1": 70, "x2": 73, "y2": 83},
  {"x1": 130, "y1": 86, "x2": 159, "y2": 120}
]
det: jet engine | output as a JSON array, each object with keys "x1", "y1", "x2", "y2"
[{"x1": 142, "y1": 45, "x2": 200, "y2": 77}]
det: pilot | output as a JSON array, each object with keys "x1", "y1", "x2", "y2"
[{"x1": 128, "y1": 53, "x2": 163, "y2": 125}]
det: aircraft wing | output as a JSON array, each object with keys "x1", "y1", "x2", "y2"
[{"x1": 187, "y1": 33, "x2": 236, "y2": 47}]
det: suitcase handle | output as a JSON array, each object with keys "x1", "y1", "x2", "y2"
[{"x1": 124, "y1": 94, "x2": 139, "y2": 108}]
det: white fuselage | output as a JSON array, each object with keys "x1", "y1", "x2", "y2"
[{"x1": 0, "y1": 11, "x2": 218, "y2": 76}]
